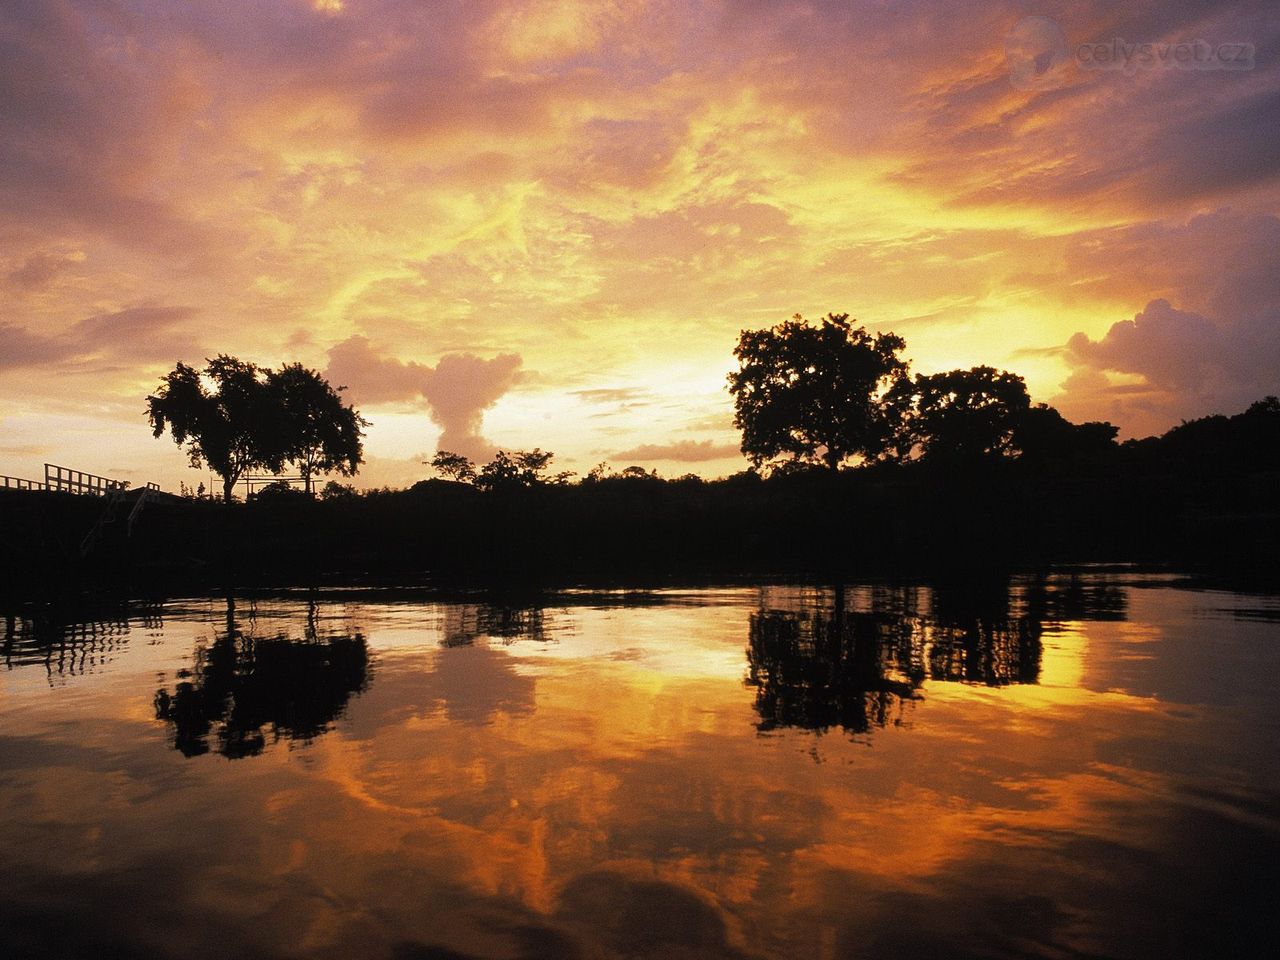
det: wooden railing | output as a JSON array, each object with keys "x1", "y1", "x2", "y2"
[
  {"x1": 44, "y1": 463, "x2": 130, "y2": 496},
  {"x1": 4, "y1": 464, "x2": 164, "y2": 497},
  {"x1": 243, "y1": 474, "x2": 304, "y2": 495}
]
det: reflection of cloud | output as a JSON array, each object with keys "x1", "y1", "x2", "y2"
[
  {"x1": 4, "y1": 586, "x2": 1268, "y2": 960},
  {"x1": 345, "y1": 642, "x2": 535, "y2": 736},
  {"x1": 556, "y1": 871, "x2": 748, "y2": 959},
  {"x1": 425, "y1": 643, "x2": 536, "y2": 726}
]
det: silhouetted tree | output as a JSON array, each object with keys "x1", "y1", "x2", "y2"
[
  {"x1": 728, "y1": 313, "x2": 909, "y2": 471},
  {"x1": 266, "y1": 363, "x2": 365, "y2": 495},
  {"x1": 620, "y1": 465, "x2": 658, "y2": 479},
  {"x1": 147, "y1": 356, "x2": 277, "y2": 502},
  {"x1": 320, "y1": 480, "x2": 358, "y2": 501},
  {"x1": 891, "y1": 366, "x2": 1031, "y2": 462},
  {"x1": 1139, "y1": 395, "x2": 1280, "y2": 475},
  {"x1": 429, "y1": 450, "x2": 477, "y2": 483},
  {"x1": 475, "y1": 449, "x2": 560, "y2": 491},
  {"x1": 1013, "y1": 403, "x2": 1118, "y2": 468}
]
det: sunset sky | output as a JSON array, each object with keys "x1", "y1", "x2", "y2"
[{"x1": 2, "y1": 0, "x2": 1278, "y2": 490}]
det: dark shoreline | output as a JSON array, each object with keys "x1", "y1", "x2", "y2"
[{"x1": 4, "y1": 458, "x2": 1278, "y2": 604}]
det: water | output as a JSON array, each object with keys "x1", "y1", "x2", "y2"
[{"x1": 2, "y1": 573, "x2": 1279, "y2": 959}]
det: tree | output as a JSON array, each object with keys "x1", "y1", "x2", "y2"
[
  {"x1": 147, "y1": 356, "x2": 275, "y2": 502},
  {"x1": 474, "y1": 449, "x2": 559, "y2": 491},
  {"x1": 727, "y1": 313, "x2": 909, "y2": 471},
  {"x1": 429, "y1": 450, "x2": 477, "y2": 483},
  {"x1": 266, "y1": 363, "x2": 365, "y2": 495},
  {"x1": 320, "y1": 480, "x2": 358, "y2": 501},
  {"x1": 891, "y1": 366, "x2": 1031, "y2": 462},
  {"x1": 1013, "y1": 403, "x2": 1118, "y2": 468},
  {"x1": 620, "y1": 465, "x2": 658, "y2": 480}
]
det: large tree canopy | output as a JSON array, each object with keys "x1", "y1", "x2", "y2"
[
  {"x1": 147, "y1": 356, "x2": 275, "y2": 502},
  {"x1": 266, "y1": 363, "x2": 365, "y2": 495},
  {"x1": 727, "y1": 313, "x2": 909, "y2": 471},
  {"x1": 890, "y1": 366, "x2": 1032, "y2": 462},
  {"x1": 148, "y1": 357, "x2": 363, "y2": 501}
]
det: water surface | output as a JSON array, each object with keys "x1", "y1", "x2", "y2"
[{"x1": 2, "y1": 574, "x2": 1279, "y2": 959}]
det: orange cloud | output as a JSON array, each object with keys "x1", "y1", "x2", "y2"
[{"x1": 325, "y1": 335, "x2": 522, "y2": 459}]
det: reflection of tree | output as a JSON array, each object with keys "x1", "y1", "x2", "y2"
[
  {"x1": 924, "y1": 620, "x2": 1040, "y2": 686},
  {"x1": 154, "y1": 598, "x2": 369, "y2": 758},
  {"x1": 441, "y1": 603, "x2": 549, "y2": 647},
  {"x1": 1019, "y1": 575, "x2": 1126, "y2": 624},
  {"x1": 745, "y1": 585, "x2": 1045, "y2": 735},
  {"x1": 747, "y1": 604, "x2": 924, "y2": 734}
]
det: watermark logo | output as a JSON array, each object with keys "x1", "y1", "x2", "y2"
[
  {"x1": 1077, "y1": 38, "x2": 1255, "y2": 72},
  {"x1": 1006, "y1": 17, "x2": 1256, "y2": 90},
  {"x1": 1006, "y1": 17, "x2": 1071, "y2": 91}
]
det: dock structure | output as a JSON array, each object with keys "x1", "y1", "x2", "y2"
[
  {"x1": 0, "y1": 463, "x2": 172, "y2": 560},
  {"x1": 42, "y1": 463, "x2": 161, "y2": 496},
  {"x1": 241, "y1": 474, "x2": 306, "y2": 497}
]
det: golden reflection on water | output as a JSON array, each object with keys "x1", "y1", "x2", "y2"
[{"x1": 1, "y1": 578, "x2": 1279, "y2": 960}]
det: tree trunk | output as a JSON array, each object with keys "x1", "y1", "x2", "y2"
[{"x1": 223, "y1": 476, "x2": 235, "y2": 503}]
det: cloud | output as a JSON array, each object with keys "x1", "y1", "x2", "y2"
[
  {"x1": 0, "y1": 0, "x2": 218, "y2": 252},
  {"x1": 3, "y1": 251, "x2": 80, "y2": 292},
  {"x1": 1054, "y1": 210, "x2": 1280, "y2": 434},
  {"x1": 323, "y1": 335, "x2": 431, "y2": 405},
  {"x1": 0, "y1": 323, "x2": 69, "y2": 371},
  {"x1": 1059, "y1": 295, "x2": 1280, "y2": 435},
  {"x1": 572, "y1": 387, "x2": 653, "y2": 405},
  {"x1": 1067, "y1": 300, "x2": 1229, "y2": 394},
  {"x1": 874, "y1": 3, "x2": 1280, "y2": 217},
  {"x1": 611, "y1": 439, "x2": 741, "y2": 463},
  {"x1": 0, "y1": 305, "x2": 198, "y2": 372},
  {"x1": 325, "y1": 336, "x2": 522, "y2": 460},
  {"x1": 72, "y1": 305, "x2": 200, "y2": 361},
  {"x1": 422, "y1": 353, "x2": 524, "y2": 457}
]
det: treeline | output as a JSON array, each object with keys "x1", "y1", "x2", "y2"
[
  {"x1": 411, "y1": 392, "x2": 1277, "y2": 493},
  {"x1": 140, "y1": 314, "x2": 1277, "y2": 503},
  {"x1": 3, "y1": 313, "x2": 1277, "y2": 593},
  {"x1": 3, "y1": 393, "x2": 1273, "y2": 595}
]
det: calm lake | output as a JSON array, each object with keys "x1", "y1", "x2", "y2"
[{"x1": 2, "y1": 573, "x2": 1279, "y2": 960}]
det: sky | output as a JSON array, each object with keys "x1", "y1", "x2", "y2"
[{"x1": 1, "y1": 0, "x2": 1278, "y2": 491}]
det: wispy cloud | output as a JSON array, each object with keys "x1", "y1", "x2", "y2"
[{"x1": 612, "y1": 439, "x2": 742, "y2": 463}]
